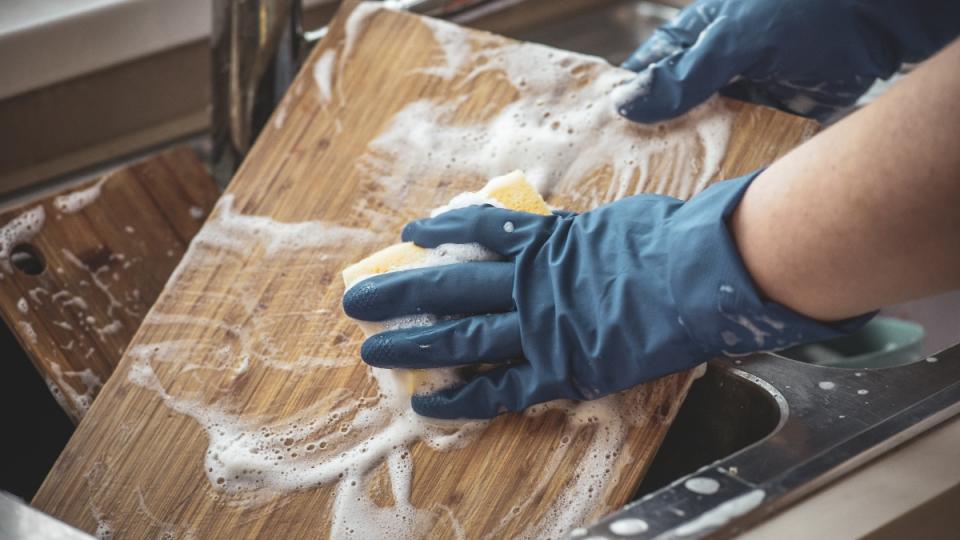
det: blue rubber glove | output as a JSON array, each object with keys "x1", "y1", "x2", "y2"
[
  {"x1": 617, "y1": 0, "x2": 960, "y2": 123},
  {"x1": 343, "y1": 172, "x2": 871, "y2": 419}
]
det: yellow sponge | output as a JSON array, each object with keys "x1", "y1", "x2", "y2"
[
  {"x1": 342, "y1": 170, "x2": 551, "y2": 395},
  {"x1": 342, "y1": 170, "x2": 551, "y2": 287}
]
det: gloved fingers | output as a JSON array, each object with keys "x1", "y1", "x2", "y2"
[
  {"x1": 411, "y1": 363, "x2": 539, "y2": 419},
  {"x1": 360, "y1": 312, "x2": 522, "y2": 369},
  {"x1": 402, "y1": 205, "x2": 553, "y2": 257},
  {"x1": 616, "y1": 12, "x2": 751, "y2": 123},
  {"x1": 621, "y1": 0, "x2": 720, "y2": 72},
  {"x1": 343, "y1": 261, "x2": 515, "y2": 321}
]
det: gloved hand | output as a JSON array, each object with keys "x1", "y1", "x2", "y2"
[
  {"x1": 343, "y1": 172, "x2": 871, "y2": 419},
  {"x1": 617, "y1": 0, "x2": 960, "y2": 123}
]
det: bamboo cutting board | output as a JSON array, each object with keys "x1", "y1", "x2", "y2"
[{"x1": 33, "y1": 3, "x2": 817, "y2": 538}]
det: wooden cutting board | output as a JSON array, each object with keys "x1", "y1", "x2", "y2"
[
  {"x1": 0, "y1": 147, "x2": 218, "y2": 423},
  {"x1": 33, "y1": 3, "x2": 817, "y2": 538}
]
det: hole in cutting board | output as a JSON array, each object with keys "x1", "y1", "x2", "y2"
[{"x1": 11, "y1": 243, "x2": 45, "y2": 275}]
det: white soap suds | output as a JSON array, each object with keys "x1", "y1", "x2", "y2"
[
  {"x1": 429, "y1": 191, "x2": 502, "y2": 218},
  {"x1": 684, "y1": 476, "x2": 720, "y2": 495},
  {"x1": 0, "y1": 206, "x2": 45, "y2": 272},
  {"x1": 54, "y1": 177, "x2": 107, "y2": 214},
  {"x1": 273, "y1": 105, "x2": 288, "y2": 129},
  {"x1": 17, "y1": 297, "x2": 28, "y2": 313},
  {"x1": 314, "y1": 49, "x2": 337, "y2": 104},
  {"x1": 926, "y1": 357, "x2": 938, "y2": 363},
  {"x1": 609, "y1": 517, "x2": 649, "y2": 535},
  {"x1": 675, "y1": 489, "x2": 765, "y2": 536},
  {"x1": 416, "y1": 14, "x2": 480, "y2": 80},
  {"x1": 96, "y1": 320, "x2": 123, "y2": 339},
  {"x1": 610, "y1": 67, "x2": 653, "y2": 108},
  {"x1": 818, "y1": 381, "x2": 836, "y2": 391},
  {"x1": 49, "y1": 362, "x2": 103, "y2": 418},
  {"x1": 359, "y1": 17, "x2": 732, "y2": 202},
  {"x1": 188, "y1": 194, "x2": 380, "y2": 258},
  {"x1": 17, "y1": 320, "x2": 37, "y2": 344},
  {"x1": 857, "y1": 389, "x2": 869, "y2": 395},
  {"x1": 62, "y1": 249, "x2": 137, "y2": 319},
  {"x1": 29, "y1": 287, "x2": 48, "y2": 303},
  {"x1": 94, "y1": 519, "x2": 114, "y2": 540},
  {"x1": 189, "y1": 206, "x2": 205, "y2": 220},
  {"x1": 343, "y1": 2, "x2": 393, "y2": 62},
  {"x1": 53, "y1": 290, "x2": 89, "y2": 311}
]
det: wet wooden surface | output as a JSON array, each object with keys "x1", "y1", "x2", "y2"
[
  {"x1": 0, "y1": 147, "x2": 218, "y2": 422},
  {"x1": 33, "y1": 3, "x2": 817, "y2": 538}
]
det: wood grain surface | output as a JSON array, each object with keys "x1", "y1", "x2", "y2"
[
  {"x1": 0, "y1": 147, "x2": 218, "y2": 423},
  {"x1": 33, "y1": 3, "x2": 817, "y2": 538}
]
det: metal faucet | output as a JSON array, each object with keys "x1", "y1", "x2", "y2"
[{"x1": 210, "y1": 0, "x2": 516, "y2": 187}]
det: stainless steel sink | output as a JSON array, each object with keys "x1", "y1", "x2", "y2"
[{"x1": 633, "y1": 365, "x2": 783, "y2": 499}]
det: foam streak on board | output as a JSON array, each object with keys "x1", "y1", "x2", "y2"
[
  {"x1": 49, "y1": 362, "x2": 103, "y2": 418},
  {"x1": 314, "y1": 49, "x2": 337, "y2": 104},
  {"x1": 54, "y1": 177, "x2": 108, "y2": 214},
  {"x1": 359, "y1": 13, "x2": 733, "y2": 201}
]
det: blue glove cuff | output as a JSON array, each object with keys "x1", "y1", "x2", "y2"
[{"x1": 667, "y1": 170, "x2": 874, "y2": 356}]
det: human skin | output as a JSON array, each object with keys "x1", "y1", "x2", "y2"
[{"x1": 730, "y1": 38, "x2": 960, "y2": 322}]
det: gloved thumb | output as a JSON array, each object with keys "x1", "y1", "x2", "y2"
[
  {"x1": 402, "y1": 205, "x2": 554, "y2": 258},
  {"x1": 616, "y1": 14, "x2": 750, "y2": 123}
]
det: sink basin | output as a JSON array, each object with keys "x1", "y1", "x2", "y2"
[{"x1": 635, "y1": 365, "x2": 783, "y2": 498}]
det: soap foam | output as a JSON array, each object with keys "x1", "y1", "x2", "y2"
[
  {"x1": 54, "y1": 177, "x2": 107, "y2": 214},
  {"x1": 17, "y1": 320, "x2": 37, "y2": 344},
  {"x1": 314, "y1": 49, "x2": 337, "y2": 105},
  {"x1": 49, "y1": 362, "x2": 103, "y2": 418},
  {"x1": 359, "y1": 14, "x2": 733, "y2": 203},
  {"x1": 188, "y1": 194, "x2": 379, "y2": 258}
]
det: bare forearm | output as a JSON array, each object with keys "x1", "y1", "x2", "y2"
[{"x1": 731, "y1": 39, "x2": 960, "y2": 321}]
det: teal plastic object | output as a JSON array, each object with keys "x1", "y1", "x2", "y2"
[{"x1": 779, "y1": 316, "x2": 925, "y2": 369}]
